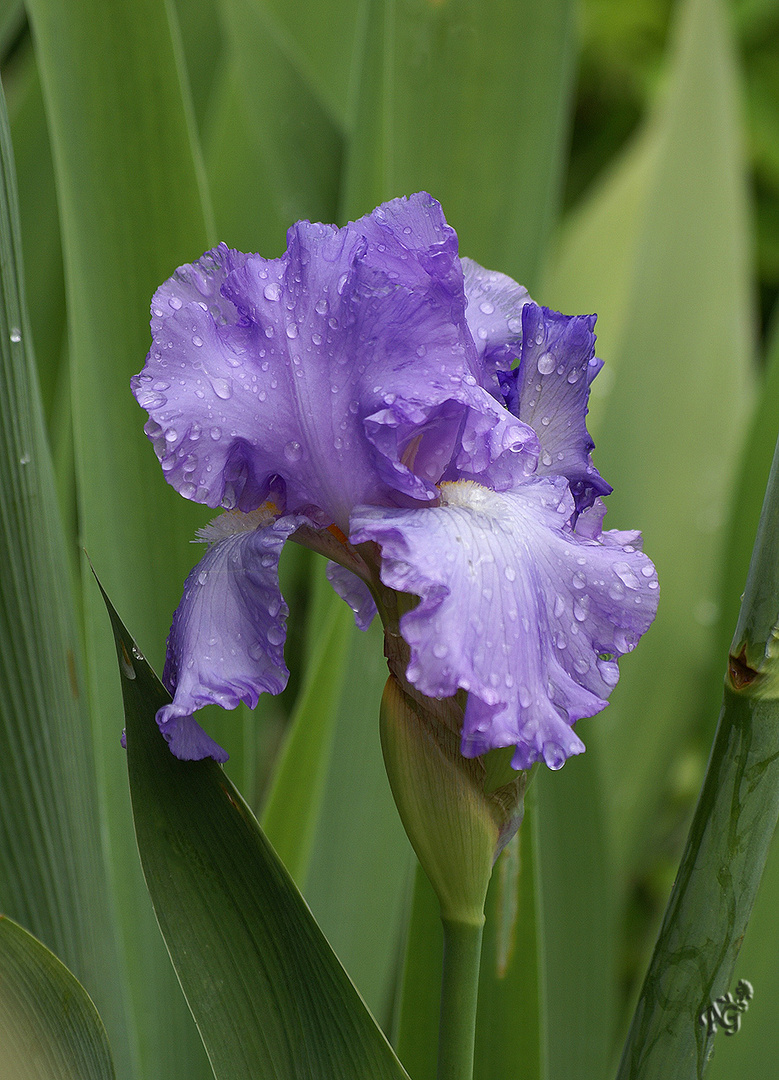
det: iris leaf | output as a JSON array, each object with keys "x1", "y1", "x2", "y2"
[
  {"x1": 0, "y1": 73, "x2": 130, "y2": 1076},
  {"x1": 102, "y1": 581, "x2": 411, "y2": 1080},
  {"x1": 261, "y1": 572, "x2": 354, "y2": 886},
  {"x1": 24, "y1": 0, "x2": 220, "y2": 1075},
  {"x1": 617, "y1": 425, "x2": 779, "y2": 1077},
  {"x1": 342, "y1": 0, "x2": 577, "y2": 292},
  {"x1": 0, "y1": 916, "x2": 116, "y2": 1080}
]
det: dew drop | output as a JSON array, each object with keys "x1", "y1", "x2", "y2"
[
  {"x1": 315, "y1": 298, "x2": 328, "y2": 315},
  {"x1": 266, "y1": 625, "x2": 285, "y2": 646},
  {"x1": 572, "y1": 571, "x2": 586, "y2": 589},
  {"x1": 519, "y1": 686, "x2": 532, "y2": 709},
  {"x1": 284, "y1": 440, "x2": 303, "y2": 462},
  {"x1": 504, "y1": 566, "x2": 516, "y2": 582},
  {"x1": 212, "y1": 378, "x2": 232, "y2": 400},
  {"x1": 169, "y1": 296, "x2": 182, "y2": 310},
  {"x1": 197, "y1": 570, "x2": 208, "y2": 585},
  {"x1": 543, "y1": 743, "x2": 566, "y2": 770},
  {"x1": 614, "y1": 562, "x2": 640, "y2": 589},
  {"x1": 537, "y1": 352, "x2": 555, "y2": 375},
  {"x1": 210, "y1": 426, "x2": 222, "y2": 440},
  {"x1": 433, "y1": 642, "x2": 449, "y2": 659},
  {"x1": 553, "y1": 595, "x2": 565, "y2": 618},
  {"x1": 479, "y1": 300, "x2": 495, "y2": 315},
  {"x1": 9, "y1": 327, "x2": 21, "y2": 343},
  {"x1": 192, "y1": 335, "x2": 203, "y2": 348},
  {"x1": 286, "y1": 324, "x2": 299, "y2": 339},
  {"x1": 263, "y1": 282, "x2": 281, "y2": 301}
]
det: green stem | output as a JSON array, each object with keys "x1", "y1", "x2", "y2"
[{"x1": 437, "y1": 917, "x2": 484, "y2": 1080}]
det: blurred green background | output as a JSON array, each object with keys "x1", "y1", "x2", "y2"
[{"x1": 1, "y1": 0, "x2": 778, "y2": 1077}]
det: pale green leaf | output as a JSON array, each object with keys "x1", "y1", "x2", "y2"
[{"x1": 0, "y1": 917, "x2": 115, "y2": 1080}]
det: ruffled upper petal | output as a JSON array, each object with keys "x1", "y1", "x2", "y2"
[
  {"x1": 350, "y1": 479, "x2": 658, "y2": 771},
  {"x1": 133, "y1": 194, "x2": 536, "y2": 527},
  {"x1": 157, "y1": 509, "x2": 301, "y2": 760},
  {"x1": 461, "y1": 257, "x2": 531, "y2": 373}
]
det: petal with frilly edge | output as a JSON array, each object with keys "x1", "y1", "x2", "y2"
[
  {"x1": 133, "y1": 193, "x2": 534, "y2": 529},
  {"x1": 158, "y1": 507, "x2": 300, "y2": 760},
  {"x1": 350, "y1": 479, "x2": 658, "y2": 771}
]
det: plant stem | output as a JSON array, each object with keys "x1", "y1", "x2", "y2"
[{"x1": 437, "y1": 917, "x2": 484, "y2": 1080}]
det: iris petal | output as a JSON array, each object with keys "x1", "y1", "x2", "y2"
[
  {"x1": 350, "y1": 479, "x2": 658, "y2": 770},
  {"x1": 157, "y1": 512, "x2": 300, "y2": 759}
]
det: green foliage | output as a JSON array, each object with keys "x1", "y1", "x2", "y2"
[
  {"x1": 0, "y1": 917, "x2": 116, "y2": 1080},
  {"x1": 2, "y1": 0, "x2": 779, "y2": 1076}
]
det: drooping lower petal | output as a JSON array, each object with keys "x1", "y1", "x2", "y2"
[
  {"x1": 350, "y1": 479, "x2": 658, "y2": 770},
  {"x1": 326, "y1": 562, "x2": 377, "y2": 630},
  {"x1": 158, "y1": 510, "x2": 300, "y2": 760}
]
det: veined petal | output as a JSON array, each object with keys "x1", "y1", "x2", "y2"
[
  {"x1": 461, "y1": 256, "x2": 531, "y2": 373},
  {"x1": 502, "y1": 303, "x2": 611, "y2": 513},
  {"x1": 350, "y1": 479, "x2": 658, "y2": 771},
  {"x1": 158, "y1": 510, "x2": 300, "y2": 760},
  {"x1": 133, "y1": 194, "x2": 535, "y2": 527}
]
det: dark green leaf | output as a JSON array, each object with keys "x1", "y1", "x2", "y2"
[{"x1": 102, "y1": 583, "x2": 410, "y2": 1080}]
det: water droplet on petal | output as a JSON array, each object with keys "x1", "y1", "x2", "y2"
[
  {"x1": 284, "y1": 440, "x2": 303, "y2": 462},
  {"x1": 192, "y1": 335, "x2": 203, "y2": 347},
  {"x1": 315, "y1": 298, "x2": 328, "y2": 315},
  {"x1": 266, "y1": 625, "x2": 285, "y2": 646},
  {"x1": 543, "y1": 743, "x2": 566, "y2": 770},
  {"x1": 479, "y1": 300, "x2": 495, "y2": 315},
  {"x1": 519, "y1": 686, "x2": 532, "y2": 709},
  {"x1": 212, "y1": 378, "x2": 232, "y2": 400},
  {"x1": 10, "y1": 327, "x2": 22, "y2": 343},
  {"x1": 537, "y1": 353, "x2": 555, "y2": 375},
  {"x1": 433, "y1": 642, "x2": 448, "y2": 659},
  {"x1": 197, "y1": 570, "x2": 208, "y2": 585},
  {"x1": 210, "y1": 426, "x2": 222, "y2": 440},
  {"x1": 504, "y1": 566, "x2": 516, "y2": 582},
  {"x1": 614, "y1": 562, "x2": 640, "y2": 589},
  {"x1": 263, "y1": 282, "x2": 281, "y2": 301},
  {"x1": 286, "y1": 324, "x2": 298, "y2": 339}
]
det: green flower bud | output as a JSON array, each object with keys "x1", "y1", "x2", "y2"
[{"x1": 380, "y1": 667, "x2": 528, "y2": 925}]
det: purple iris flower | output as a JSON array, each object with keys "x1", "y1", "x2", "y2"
[{"x1": 132, "y1": 193, "x2": 658, "y2": 771}]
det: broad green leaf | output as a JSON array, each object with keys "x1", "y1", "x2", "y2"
[
  {"x1": 701, "y1": 312, "x2": 779, "y2": 1078},
  {"x1": 218, "y1": 0, "x2": 342, "y2": 243},
  {"x1": 342, "y1": 0, "x2": 577, "y2": 291},
  {"x1": 303, "y1": 614, "x2": 414, "y2": 1025},
  {"x1": 102, "y1": 583, "x2": 410, "y2": 1080},
  {"x1": 25, "y1": 0, "x2": 219, "y2": 1075},
  {"x1": 534, "y1": 757, "x2": 615, "y2": 1080},
  {"x1": 0, "y1": 917, "x2": 116, "y2": 1080},
  {"x1": 254, "y1": 0, "x2": 362, "y2": 130},
  {"x1": 261, "y1": 569, "x2": 354, "y2": 885},
  {"x1": 0, "y1": 74, "x2": 130, "y2": 1076},
  {"x1": 475, "y1": 804, "x2": 544, "y2": 1080},
  {"x1": 617, "y1": 425, "x2": 779, "y2": 1078},
  {"x1": 591, "y1": 0, "x2": 756, "y2": 887}
]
